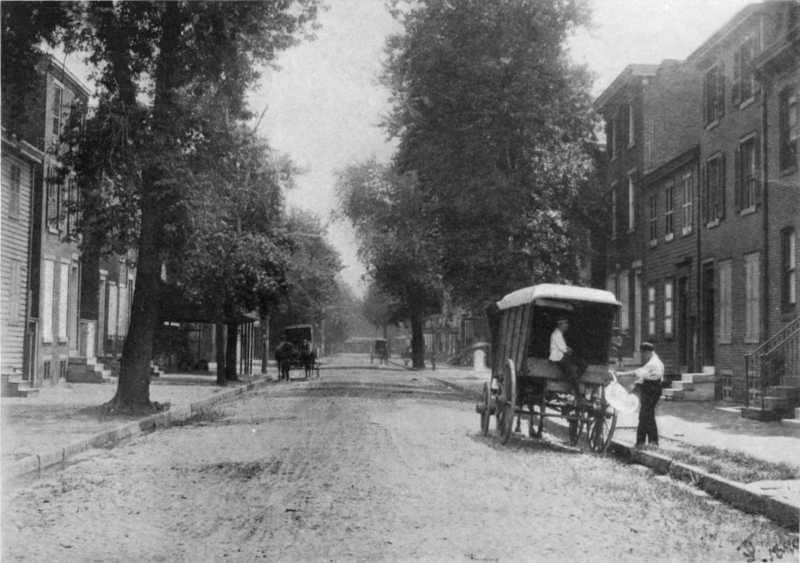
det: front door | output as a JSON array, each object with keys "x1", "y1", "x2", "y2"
[
  {"x1": 678, "y1": 276, "x2": 690, "y2": 370},
  {"x1": 702, "y1": 262, "x2": 715, "y2": 366},
  {"x1": 634, "y1": 270, "x2": 642, "y2": 361}
]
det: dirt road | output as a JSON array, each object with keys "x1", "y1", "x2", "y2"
[{"x1": 3, "y1": 362, "x2": 794, "y2": 561}]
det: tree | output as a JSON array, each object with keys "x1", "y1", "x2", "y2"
[
  {"x1": 269, "y1": 209, "x2": 343, "y2": 351},
  {"x1": 170, "y1": 127, "x2": 293, "y2": 385},
  {"x1": 361, "y1": 282, "x2": 400, "y2": 340},
  {"x1": 383, "y1": 0, "x2": 597, "y2": 311},
  {"x1": 62, "y1": 1, "x2": 319, "y2": 411},
  {"x1": 337, "y1": 159, "x2": 441, "y2": 368}
]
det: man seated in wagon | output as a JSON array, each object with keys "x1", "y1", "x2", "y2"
[{"x1": 548, "y1": 316, "x2": 586, "y2": 401}]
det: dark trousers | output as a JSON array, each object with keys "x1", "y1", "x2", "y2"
[
  {"x1": 637, "y1": 380, "x2": 661, "y2": 445},
  {"x1": 557, "y1": 355, "x2": 586, "y2": 396}
]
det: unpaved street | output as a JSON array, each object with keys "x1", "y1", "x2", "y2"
[{"x1": 2, "y1": 361, "x2": 792, "y2": 562}]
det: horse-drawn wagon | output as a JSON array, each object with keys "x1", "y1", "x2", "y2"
[
  {"x1": 276, "y1": 324, "x2": 320, "y2": 380},
  {"x1": 476, "y1": 284, "x2": 621, "y2": 452}
]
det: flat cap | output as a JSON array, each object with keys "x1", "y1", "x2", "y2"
[{"x1": 640, "y1": 342, "x2": 655, "y2": 351}]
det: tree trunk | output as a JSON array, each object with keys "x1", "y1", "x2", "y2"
[
  {"x1": 110, "y1": 205, "x2": 160, "y2": 409},
  {"x1": 107, "y1": 3, "x2": 181, "y2": 411},
  {"x1": 215, "y1": 321, "x2": 226, "y2": 386},
  {"x1": 410, "y1": 309, "x2": 425, "y2": 369},
  {"x1": 225, "y1": 322, "x2": 238, "y2": 381}
]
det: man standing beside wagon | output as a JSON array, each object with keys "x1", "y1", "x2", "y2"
[{"x1": 615, "y1": 342, "x2": 664, "y2": 448}]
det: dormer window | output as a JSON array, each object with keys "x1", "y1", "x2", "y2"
[
  {"x1": 732, "y1": 26, "x2": 762, "y2": 107},
  {"x1": 51, "y1": 83, "x2": 63, "y2": 142},
  {"x1": 704, "y1": 64, "x2": 724, "y2": 125}
]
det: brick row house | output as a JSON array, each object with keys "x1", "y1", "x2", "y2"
[
  {"x1": 596, "y1": 2, "x2": 799, "y2": 417},
  {"x1": 1, "y1": 54, "x2": 136, "y2": 393}
]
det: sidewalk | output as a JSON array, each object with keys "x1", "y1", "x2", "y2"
[
  {"x1": 429, "y1": 364, "x2": 800, "y2": 523},
  {"x1": 1, "y1": 371, "x2": 269, "y2": 465}
]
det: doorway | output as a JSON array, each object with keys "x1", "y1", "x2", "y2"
[
  {"x1": 702, "y1": 262, "x2": 715, "y2": 366},
  {"x1": 678, "y1": 276, "x2": 690, "y2": 370}
]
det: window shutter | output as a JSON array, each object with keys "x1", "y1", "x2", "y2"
[
  {"x1": 734, "y1": 146, "x2": 742, "y2": 211},
  {"x1": 754, "y1": 137, "x2": 762, "y2": 205},
  {"x1": 703, "y1": 73, "x2": 710, "y2": 124},
  {"x1": 702, "y1": 162, "x2": 709, "y2": 223},
  {"x1": 732, "y1": 49, "x2": 741, "y2": 106},
  {"x1": 720, "y1": 153, "x2": 726, "y2": 219},
  {"x1": 718, "y1": 62, "x2": 725, "y2": 117}
]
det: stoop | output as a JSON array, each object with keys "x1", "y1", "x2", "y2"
[{"x1": 662, "y1": 372, "x2": 716, "y2": 401}]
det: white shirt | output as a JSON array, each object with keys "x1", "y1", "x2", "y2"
[
  {"x1": 633, "y1": 352, "x2": 664, "y2": 383},
  {"x1": 549, "y1": 328, "x2": 569, "y2": 362}
]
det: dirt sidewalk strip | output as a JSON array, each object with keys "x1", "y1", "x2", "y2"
[
  {"x1": 435, "y1": 374, "x2": 800, "y2": 529},
  {"x1": 4, "y1": 378, "x2": 273, "y2": 482}
]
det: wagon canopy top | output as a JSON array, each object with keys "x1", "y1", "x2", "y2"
[{"x1": 495, "y1": 284, "x2": 620, "y2": 311}]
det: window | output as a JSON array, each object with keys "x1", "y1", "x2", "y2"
[
  {"x1": 718, "y1": 260, "x2": 732, "y2": 343},
  {"x1": 704, "y1": 154, "x2": 725, "y2": 223},
  {"x1": 611, "y1": 183, "x2": 618, "y2": 238},
  {"x1": 627, "y1": 172, "x2": 636, "y2": 232},
  {"x1": 681, "y1": 171, "x2": 693, "y2": 235},
  {"x1": 43, "y1": 260, "x2": 55, "y2": 343},
  {"x1": 617, "y1": 105, "x2": 626, "y2": 152},
  {"x1": 779, "y1": 87, "x2": 798, "y2": 171},
  {"x1": 45, "y1": 166, "x2": 60, "y2": 232},
  {"x1": 51, "y1": 84, "x2": 63, "y2": 142},
  {"x1": 744, "y1": 252, "x2": 760, "y2": 343},
  {"x1": 627, "y1": 103, "x2": 635, "y2": 147},
  {"x1": 664, "y1": 182, "x2": 675, "y2": 239},
  {"x1": 735, "y1": 136, "x2": 759, "y2": 212},
  {"x1": 8, "y1": 260, "x2": 21, "y2": 321},
  {"x1": 619, "y1": 270, "x2": 630, "y2": 331},
  {"x1": 58, "y1": 177, "x2": 69, "y2": 234},
  {"x1": 783, "y1": 228, "x2": 797, "y2": 311},
  {"x1": 58, "y1": 262, "x2": 69, "y2": 342},
  {"x1": 8, "y1": 164, "x2": 21, "y2": 219},
  {"x1": 108, "y1": 281, "x2": 118, "y2": 338},
  {"x1": 648, "y1": 194, "x2": 658, "y2": 245},
  {"x1": 664, "y1": 279, "x2": 674, "y2": 336},
  {"x1": 647, "y1": 285, "x2": 656, "y2": 336},
  {"x1": 607, "y1": 118, "x2": 616, "y2": 160},
  {"x1": 732, "y1": 29, "x2": 760, "y2": 107},
  {"x1": 704, "y1": 64, "x2": 725, "y2": 125}
]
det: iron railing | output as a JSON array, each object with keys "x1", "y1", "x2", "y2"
[{"x1": 745, "y1": 315, "x2": 800, "y2": 409}]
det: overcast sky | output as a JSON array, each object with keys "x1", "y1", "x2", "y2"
[{"x1": 253, "y1": 0, "x2": 755, "y2": 297}]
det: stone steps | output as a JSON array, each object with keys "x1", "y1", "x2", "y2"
[
  {"x1": 66, "y1": 358, "x2": 114, "y2": 384},
  {"x1": 662, "y1": 371, "x2": 716, "y2": 401},
  {"x1": 1, "y1": 374, "x2": 39, "y2": 398}
]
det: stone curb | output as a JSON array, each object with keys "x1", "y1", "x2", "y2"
[
  {"x1": 4, "y1": 377, "x2": 273, "y2": 482},
  {"x1": 439, "y1": 376, "x2": 800, "y2": 530}
]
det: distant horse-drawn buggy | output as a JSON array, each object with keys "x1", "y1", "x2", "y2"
[
  {"x1": 476, "y1": 284, "x2": 622, "y2": 452},
  {"x1": 275, "y1": 324, "x2": 320, "y2": 381}
]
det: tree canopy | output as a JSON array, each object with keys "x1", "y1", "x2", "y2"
[
  {"x1": 337, "y1": 158, "x2": 441, "y2": 367},
  {"x1": 59, "y1": 1, "x2": 320, "y2": 410},
  {"x1": 382, "y1": 0, "x2": 597, "y2": 311}
]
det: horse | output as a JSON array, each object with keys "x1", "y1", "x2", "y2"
[
  {"x1": 299, "y1": 340, "x2": 316, "y2": 378},
  {"x1": 275, "y1": 340, "x2": 296, "y2": 381}
]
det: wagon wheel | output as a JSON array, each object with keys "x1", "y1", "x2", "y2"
[
  {"x1": 588, "y1": 405, "x2": 618, "y2": 453},
  {"x1": 528, "y1": 403, "x2": 542, "y2": 438},
  {"x1": 479, "y1": 382, "x2": 491, "y2": 436},
  {"x1": 568, "y1": 417, "x2": 580, "y2": 445},
  {"x1": 567, "y1": 402, "x2": 583, "y2": 446},
  {"x1": 498, "y1": 359, "x2": 517, "y2": 445}
]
